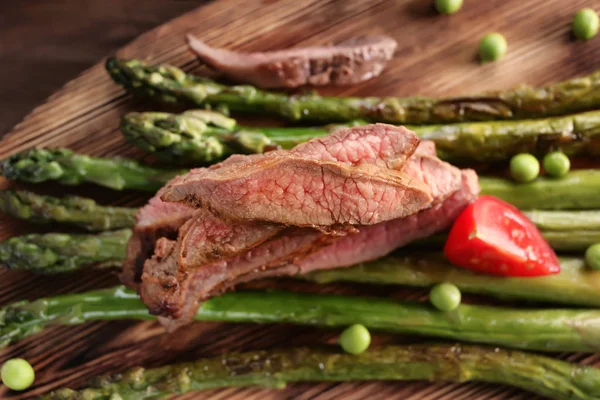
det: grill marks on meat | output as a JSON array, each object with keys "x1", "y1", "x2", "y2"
[
  {"x1": 161, "y1": 156, "x2": 432, "y2": 227},
  {"x1": 187, "y1": 35, "x2": 397, "y2": 88}
]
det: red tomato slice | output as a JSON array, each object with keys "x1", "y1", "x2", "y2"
[{"x1": 443, "y1": 195, "x2": 560, "y2": 277}]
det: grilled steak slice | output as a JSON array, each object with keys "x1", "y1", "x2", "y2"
[
  {"x1": 187, "y1": 35, "x2": 397, "y2": 88},
  {"x1": 162, "y1": 123, "x2": 420, "y2": 199},
  {"x1": 161, "y1": 156, "x2": 432, "y2": 227},
  {"x1": 161, "y1": 124, "x2": 428, "y2": 227}
]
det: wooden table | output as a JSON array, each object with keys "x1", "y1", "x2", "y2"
[{"x1": 1, "y1": 0, "x2": 600, "y2": 399}]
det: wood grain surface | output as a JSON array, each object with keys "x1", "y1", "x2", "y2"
[{"x1": 1, "y1": 0, "x2": 600, "y2": 398}]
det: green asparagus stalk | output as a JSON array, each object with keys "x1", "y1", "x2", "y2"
[
  {"x1": 106, "y1": 57, "x2": 600, "y2": 124},
  {"x1": 3, "y1": 147, "x2": 600, "y2": 211},
  {"x1": 0, "y1": 190, "x2": 137, "y2": 231},
  {"x1": 2, "y1": 223, "x2": 600, "y2": 305},
  {"x1": 1, "y1": 214, "x2": 598, "y2": 272},
  {"x1": 0, "y1": 148, "x2": 185, "y2": 192},
  {"x1": 120, "y1": 110, "x2": 330, "y2": 165},
  {"x1": 525, "y1": 210, "x2": 600, "y2": 230},
  {"x1": 41, "y1": 344, "x2": 600, "y2": 400},
  {"x1": 307, "y1": 254, "x2": 600, "y2": 306},
  {"x1": 121, "y1": 109, "x2": 600, "y2": 165},
  {"x1": 480, "y1": 170, "x2": 600, "y2": 210},
  {"x1": 0, "y1": 229, "x2": 131, "y2": 273},
  {"x1": 3, "y1": 286, "x2": 600, "y2": 352}
]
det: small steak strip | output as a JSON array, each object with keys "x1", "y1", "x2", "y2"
[{"x1": 187, "y1": 35, "x2": 398, "y2": 88}]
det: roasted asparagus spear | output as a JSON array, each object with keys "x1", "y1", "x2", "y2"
[
  {"x1": 0, "y1": 190, "x2": 137, "y2": 231},
  {"x1": 41, "y1": 344, "x2": 600, "y2": 400},
  {"x1": 479, "y1": 170, "x2": 600, "y2": 210},
  {"x1": 3, "y1": 147, "x2": 600, "y2": 210},
  {"x1": 0, "y1": 229, "x2": 131, "y2": 273},
  {"x1": 107, "y1": 57, "x2": 600, "y2": 124},
  {"x1": 307, "y1": 254, "x2": 600, "y2": 306},
  {"x1": 121, "y1": 109, "x2": 600, "y2": 165},
  {"x1": 0, "y1": 148, "x2": 185, "y2": 192},
  {"x1": 2, "y1": 213, "x2": 598, "y2": 270},
  {"x1": 3, "y1": 286, "x2": 600, "y2": 352},
  {"x1": 3, "y1": 229, "x2": 599, "y2": 305}
]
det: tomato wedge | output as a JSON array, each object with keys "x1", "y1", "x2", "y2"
[{"x1": 443, "y1": 195, "x2": 560, "y2": 277}]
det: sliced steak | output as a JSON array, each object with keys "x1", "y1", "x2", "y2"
[
  {"x1": 187, "y1": 34, "x2": 397, "y2": 88},
  {"x1": 138, "y1": 124, "x2": 425, "y2": 323},
  {"x1": 161, "y1": 155, "x2": 432, "y2": 227}
]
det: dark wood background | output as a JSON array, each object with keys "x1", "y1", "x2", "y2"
[
  {"x1": 0, "y1": 1, "x2": 204, "y2": 136},
  {"x1": 1, "y1": 0, "x2": 600, "y2": 399}
]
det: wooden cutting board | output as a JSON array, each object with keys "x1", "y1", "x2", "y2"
[{"x1": 2, "y1": 0, "x2": 600, "y2": 398}]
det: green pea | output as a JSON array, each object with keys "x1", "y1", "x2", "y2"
[
  {"x1": 585, "y1": 243, "x2": 600, "y2": 270},
  {"x1": 339, "y1": 324, "x2": 371, "y2": 355},
  {"x1": 479, "y1": 33, "x2": 507, "y2": 63},
  {"x1": 573, "y1": 8, "x2": 599, "y2": 40},
  {"x1": 430, "y1": 282, "x2": 461, "y2": 311},
  {"x1": 435, "y1": 0, "x2": 463, "y2": 15},
  {"x1": 543, "y1": 152, "x2": 570, "y2": 178},
  {"x1": 510, "y1": 153, "x2": 540, "y2": 183},
  {"x1": 1, "y1": 359, "x2": 35, "y2": 391}
]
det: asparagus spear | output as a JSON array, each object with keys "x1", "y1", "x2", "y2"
[
  {"x1": 480, "y1": 170, "x2": 600, "y2": 210},
  {"x1": 121, "y1": 110, "x2": 330, "y2": 165},
  {"x1": 3, "y1": 286, "x2": 600, "y2": 352},
  {"x1": 0, "y1": 190, "x2": 137, "y2": 231},
  {"x1": 3, "y1": 147, "x2": 600, "y2": 211},
  {"x1": 121, "y1": 110, "x2": 240, "y2": 165},
  {"x1": 2, "y1": 223, "x2": 600, "y2": 305},
  {"x1": 525, "y1": 210, "x2": 600, "y2": 230},
  {"x1": 0, "y1": 229, "x2": 131, "y2": 273},
  {"x1": 41, "y1": 344, "x2": 600, "y2": 400},
  {"x1": 121, "y1": 109, "x2": 600, "y2": 165},
  {"x1": 0, "y1": 148, "x2": 185, "y2": 192},
  {"x1": 107, "y1": 57, "x2": 600, "y2": 124},
  {"x1": 307, "y1": 254, "x2": 600, "y2": 307}
]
